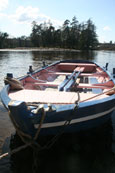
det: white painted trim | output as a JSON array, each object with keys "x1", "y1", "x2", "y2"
[{"x1": 34, "y1": 107, "x2": 115, "y2": 129}]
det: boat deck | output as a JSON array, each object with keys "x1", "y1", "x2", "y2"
[{"x1": 9, "y1": 89, "x2": 109, "y2": 104}]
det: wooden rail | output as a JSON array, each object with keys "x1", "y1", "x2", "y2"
[
  {"x1": 33, "y1": 81, "x2": 113, "y2": 90},
  {"x1": 47, "y1": 71, "x2": 107, "y2": 77}
]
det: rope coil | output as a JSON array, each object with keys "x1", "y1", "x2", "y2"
[{"x1": 4, "y1": 77, "x2": 24, "y2": 90}]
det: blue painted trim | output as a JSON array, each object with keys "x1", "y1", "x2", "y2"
[{"x1": 0, "y1": 85, "x2": 11, "y2": 109}]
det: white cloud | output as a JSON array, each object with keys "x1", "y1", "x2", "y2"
[
  {"x1": 0, "y1": 5, "x2": 63, "y2": 36},
  {"x1": 103, "y1": 26, "x2": 111, "y2": 31},
  {"x1": 9, "y1": 6, "x2": 63, "y2": 27},
  {"x1": 0, "y1": 0, "x2": 8, "y2": 11},
  {"x1": 9, "y1": 6, "x2": 39, "y2": 23},
  {"x1": 36, "y1": 13, "x2": 63, "y2": 28}
]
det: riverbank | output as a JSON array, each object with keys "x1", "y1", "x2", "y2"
[
  {"x1": 1, "y1": 46, "x2": 115, "y2": 52},
  {"x1": 0, "y1": 47, "x2": 81, "y2": 52},
  {"x1": 98, "y1": 43, "x2": 115, "y2": 51}
]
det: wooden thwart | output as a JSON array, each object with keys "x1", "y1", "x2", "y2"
[
  {"x1": 9, "y1": 90, "x2": 79, "y2": 104},
  {"x1": 32, "y1": 81, "x2": 112, "y2": 90}
]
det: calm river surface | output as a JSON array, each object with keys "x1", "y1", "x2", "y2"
[{"x1": 0, "y1": 49, "x2": 115, "y2": 173}]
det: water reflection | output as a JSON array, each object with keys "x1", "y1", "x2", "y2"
[
  {"x1": 31, "y1": 50, "x2": 97, "y2": 62},
  {"x1": 0, "y1": 50, "x2": 114, "y2": 86},
  {"x1": 6, "y1": 119, "x2": 115, "y2": 173}
]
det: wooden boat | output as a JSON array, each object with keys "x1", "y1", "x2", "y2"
[{"x1": 1, "y1": 60, "x2": 115, "y2": 140}]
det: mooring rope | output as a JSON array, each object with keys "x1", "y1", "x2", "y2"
[
  {"x1": 0, "y1": 107, "x2": 45, "y2": 160},
  {"x1": 33, "y1": 109, "x2": 46, "y2": 141},
  {"x1": 4, "y1": 77, "x2": 24, "y2": 90},
  {"x1": 0, "y1": 96, "x2": 79, "y2": 160}
]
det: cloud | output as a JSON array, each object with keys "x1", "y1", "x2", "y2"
[
  {"x1": 103, "y1": 26, "x2": 111, "y2": 31},
  {"x1": 0, "y1": 0, "x2": 8, "y2": 11},
  {"x1": 36, "y1": 13, "x2": 63, "y2": 27},
  {"x1": 9, "y1": 6, "x2": 39, "y2": 23},
  {"x1": 9, "y1": 6, "x2": 63, "y2": 27}
]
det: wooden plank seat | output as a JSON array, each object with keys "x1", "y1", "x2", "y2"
[
  {"x1": 32, "y1": 79, "x2": 113, "y2": 90},
  {"x1": 57, "y1": 63, "x2": 96, "y2": 73},
  {"x1": 47, "y1": 68, "x2": 106, "y2": 78},
  {"x1": 33, "y1": 69, "x2": 82, "y2": 91},
  {"x1": 80, "y1": 73, "x2": 107, "y2": 77},
  {"x1": 9, "y1": 90, "x2": 79, "y2": 104},
  {"x1": 47, "y1": 71, "x2": 106, "y2": 77},
  {"x1": 47, "y1": 72, "x2": 71, "y2": 76},
  {"x1": 74, "y1": 67, "x2": 85, "y2": 72},
  {"x1": 34, "y1": 82, "x2": 59, "y2": 87},
  {"x1": 77, "y1": 83, "x2": 112, "y2": 90},
  {"x1": 58, "y1": 63, "x2": 96, "y2": 67},
  {"x1": 9, "y1": 89, "x2": 108, "y2": 104},
  {"x1": 33, "y1": 82, "x2": 112, "y2": 90}
]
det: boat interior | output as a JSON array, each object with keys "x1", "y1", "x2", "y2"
[{"x1": 8, "y1": 62, "x2": 115, "y2": 104}]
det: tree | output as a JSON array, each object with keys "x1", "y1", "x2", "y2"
[
  {"x1": 61, "y1": 19, "x2": 71, "y2": 48},
  {"x1": 0, "y1": 32, "x2": 9, "y2": 48},
  {"x1": 79, "y1": 19, "x2": 98, "y2": 50},
  {"x1": 30, "y1": 21, "x2": 43, "y2": 47},
  {"x1": 54, "y1": 29, "x2": 61, "y2": 47},
  {"x1": 43, "y1": 22, "x2": 55, "y2": 47},
  {"x1": 30, "y1": 17, "x2": 98, "y2": 50},
  {"x1": 70, "y1": 16, "x2": 79, "y2": 49}
]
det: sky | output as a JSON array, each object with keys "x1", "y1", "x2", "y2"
[{"x1": 0, "y1": 0, "x2": 115, "y2": 43}]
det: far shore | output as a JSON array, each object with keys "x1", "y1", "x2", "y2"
[
  {"x1": 0, "y1": 46, "x2": 115, "y2": 52},
  {"x1": 0, "y1": 47, "x2": 81, "y2": 52}
]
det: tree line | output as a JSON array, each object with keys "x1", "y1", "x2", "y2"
[
  {"x1": 0, "y1": 16, "x2": 99, "y2": 50},
  {"x1": 0, "y1": 34, "x2": 32, "y2": 48}
]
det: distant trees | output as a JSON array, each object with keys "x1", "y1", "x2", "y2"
[
  {"x1": 79, "y1": 19, "x2": 98, "y2": 50},
  {"x1": 0, "y1": 16, "x2": 98, "y2": 50},
  {"x1": 30, "y1": 21, "x2": 56, "y2": 48},
  {"x1": 0, "y1": 34, "x2": 32, "y2": 48},
  {"x1": 30, "y1": 17, "x2": 98, "y2": 50}
]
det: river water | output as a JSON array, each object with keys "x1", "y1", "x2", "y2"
[{"x1": 0, "y1": 49, "x2": 115, "y2": 173}]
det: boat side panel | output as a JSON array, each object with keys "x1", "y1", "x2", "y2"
[
  {"x1": 38, "y1": 111, "x2": 112, "y2": 136},
  {"x1": 39, "y1": 98, "x2": 115, "y2": 124},
  {"x1": 33, "y1": 98, "x2": 115, "y2": 136}
]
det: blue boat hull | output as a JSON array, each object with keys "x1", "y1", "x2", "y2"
[{"x1": 8, "y1": 95, "x2": 115, "y2": 137}]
